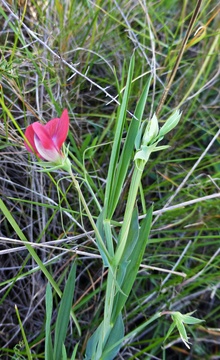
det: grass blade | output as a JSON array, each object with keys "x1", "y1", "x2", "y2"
[
  {"x1": 15, "y1": 305, "x2": 32, "y2": 360},
  {"x1": 54, "y1": 262, "x2": 76, "y2": 360},
  {"x1": 45, "y1": 284, "x2": 53, "y2": 360},
  {"x1": 0, "y1": 199, "x2": 81, "y2": 336}
]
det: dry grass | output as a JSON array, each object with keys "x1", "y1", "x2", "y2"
[{"x1": 0, "y1": 0, "x2": 220, "y2": 358}]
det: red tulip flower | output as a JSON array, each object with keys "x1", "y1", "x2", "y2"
[{"x1": 24, "y1": 109, "x2": 69, "y2": 163}]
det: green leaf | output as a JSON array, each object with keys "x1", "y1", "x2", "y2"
[
  {"x1": 104, "y1": 55, "x2": 135, "y2": 218},
  {"x1": 174, "y1": 317, "x2": 190, "y2": 348},
  {"x1": 112, "y1": 206, "x2": 153, "y2": 322},
  {"x1": 178, "y1": 311, "x2": 204, "y2": 325},
  {"x1": 173, "y1": 311, "x2": 204, "y2": 348},
  {"x1": 119, "y1": 207, "x2": 139, "y2": 263},
  {"x1": 102, "y1": 313, "x2": 124, "y2": 360},
  {"x1": 85, "y1": 313, "x2": 124, "y2": 360},
  {"x1": 85, "y1": 320, "x2": 103, "y2": 360},
  {"x1": 164, "y1": 311, "x2": 205, "y2": 349},
  {"x1": 70, "y1": 343, "x2": 79, "y2": 360},
  {"x1": 134, "y1": 145, "x2": 152, "y2": 162},
  {"x1": 54, "y1": 263, "x2": 76, "y2": 360},
  {"x1": 96, "y1": 211, "x2": 110, "y2": 265},
  {"x1": 135, "y1": 120, "x2": 146, "y2": 150},
  {"x1": 108, "y1": 75, "x2": 152, "y2": 218},
  {"x1": 15, "y1": 305, "x2": 32, "y2": 360},
  {"x1": 163, "y1": 321, "x2": 176, "y2": 345},
  {"x1": 45, "y1": 284, "x2": 53, "y2": 360},
  {"x1": 96, "y1": 210, "x2": 117, "y2": 262},
  {"x1": 115, "y1": 207, "x2": 139, "y2": 288},
  {"x1": 61, "y1": 344, "x2": 68, "y2": 360}
]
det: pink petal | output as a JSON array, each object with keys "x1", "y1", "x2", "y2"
[
  {"x1": 44, "y1": 118, "x2": 60, "y2": 138},
  {"x1": 45, "y1": 109, "x2": 69, "y2": 149},
  {"x1": 34, "y1": 134, "x2": 61, "y2": 162},
  {"x1": 32, "y1": 122, "x2": 58, "y2": 150},
  {"x1": 24, "y1": 123, "x2": 41, "y2": 156}
]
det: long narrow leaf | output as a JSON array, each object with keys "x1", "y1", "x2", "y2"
[
  {"x1": 70, "y1": 343, "x2": 79, "y2": 360},
  {"x1": 102, "y1": 313, "x2": 124, "y2": 360},
  {"x1": 62, "y1": 344, "x2": 68, "y2": 360},
  {"x1": 104, "y1": 55, "x2": 135, "y2": 218},
  {"x1": 45, "y1": 284, "x2": 53, "y2": 360},
  {"x1": 102, "y1": 312, "x2": 161, "y2": 357},
  {"x1": 108, "y1": 76, "x2": 152, "y2": 219},
  {"x1": 15, "y1": 305, "x2": 32, "y2": 360},
  {"x1": 85, "y1": 313, "x2": 124, "y2": 360},
  {"x1": 112, "y1": 206, "x2": 153, "y2": 322},
  {"x1": 85, "y1": 321, "x2": 103, "y2": 360},
  {"x1": 115, "y1": 208, "x2": 139, "y2": 288},
  {"x1": 54, "y1": 262, "x2": 76, "y2": 360}
]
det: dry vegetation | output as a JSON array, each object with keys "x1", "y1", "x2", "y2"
[{"x1": 0, "y1": 0, "x2": 220, "y2": 359}]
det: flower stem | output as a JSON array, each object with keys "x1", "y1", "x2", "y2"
[
  {"x1": 68, "y1": 168, "x2": 111, "y2": 263},
  {"x1": 101, "y1": 159, "x2": 147, "y2": 350}
]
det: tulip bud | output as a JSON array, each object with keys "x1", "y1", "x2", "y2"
[
  {"x1": 142, "y1": 113, "x2": 159, "y2": 146},
  {"x1": 159, "y1": 110, "x2": 182, "y2": 137}
]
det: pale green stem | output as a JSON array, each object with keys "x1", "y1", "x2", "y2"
[
  {"x1": 99, "y1": 159, "x2": 146, "y2": 352},
  {"x1": 68, "y1": 169, "x2": 110, "y2": 263},
  {"x1": 101, "y1": 269, "x2": 117, "y2": 353},
  {"x1": 114, "y1": 159, "x2": 146, "y2": 265}
]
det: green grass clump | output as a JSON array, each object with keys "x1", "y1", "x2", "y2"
[{"x1": 0, "y1": 0, "x2": 219, "y2": 359}]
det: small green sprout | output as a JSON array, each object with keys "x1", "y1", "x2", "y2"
[{"x1": 164, "y1": 311, "x2": 204, "y2": 349}]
